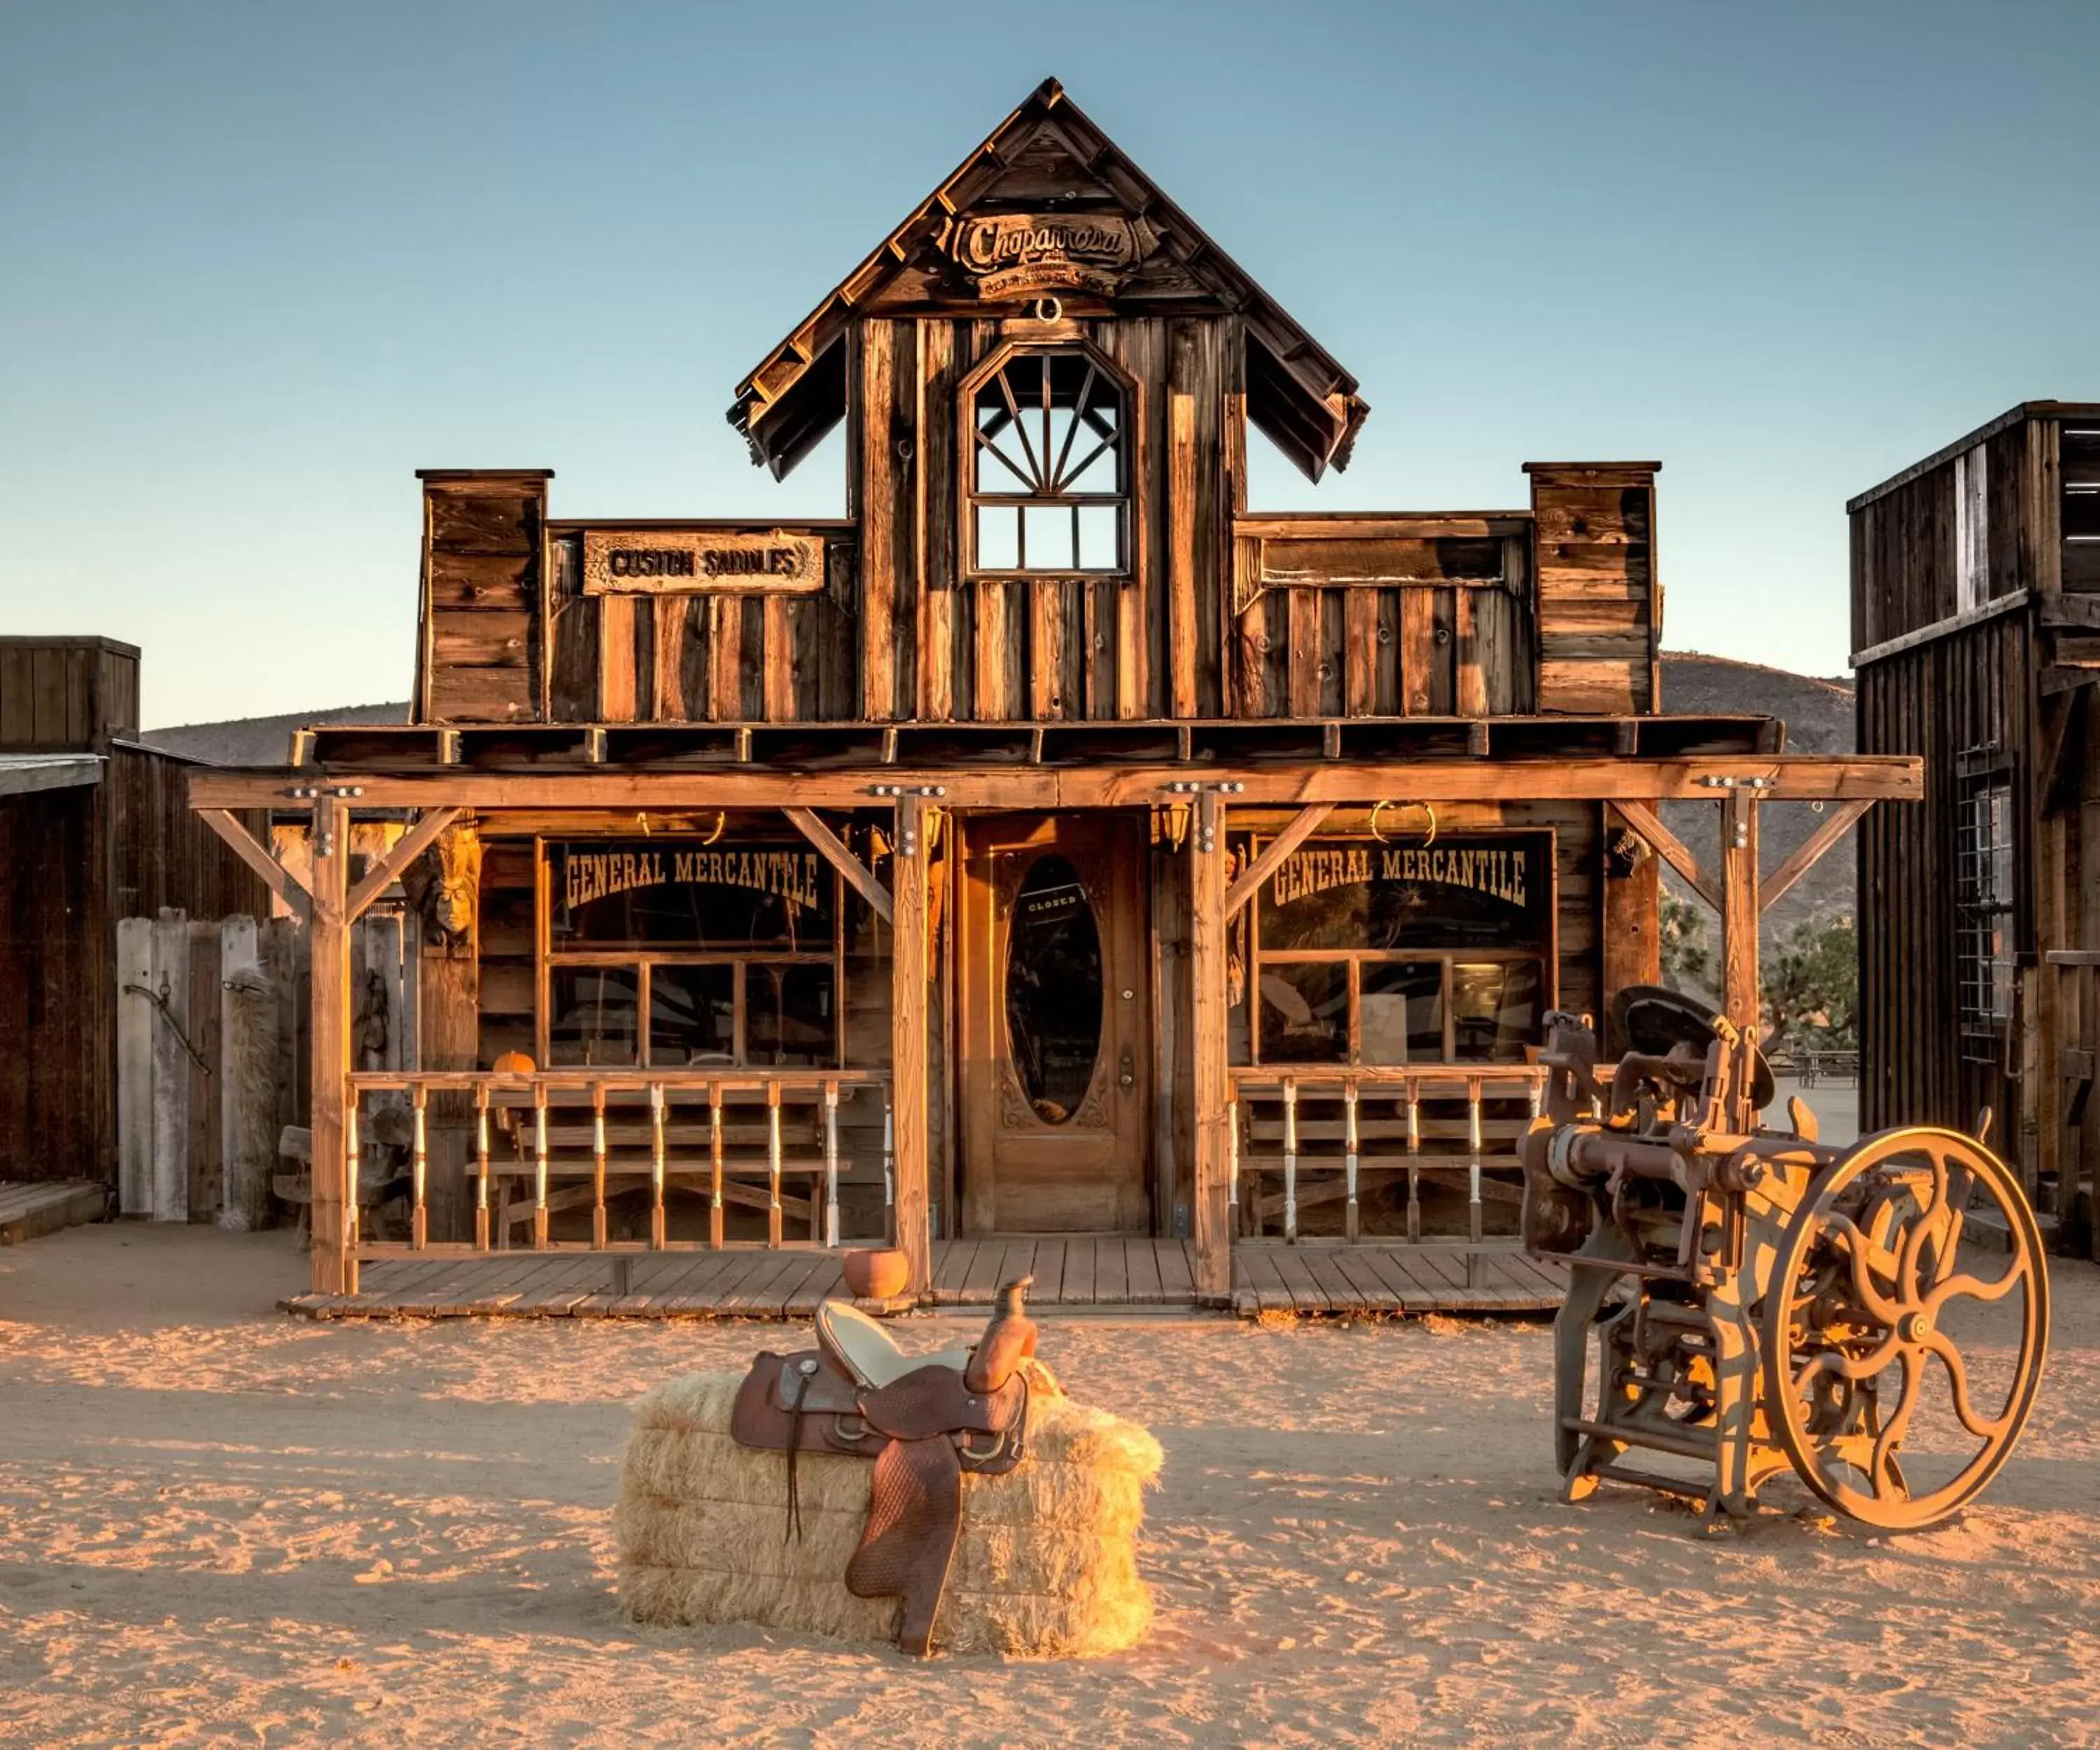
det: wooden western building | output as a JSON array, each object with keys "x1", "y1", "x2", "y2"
[
  {"x1": 1851, "y1": 400, "x2": 2100, "y2": 1256},
  {"x1": 1, "y1": 636, "x2": 267, "y2": 1198},
  {"x1": 193, "y1": 80, "x2": 1919, "y2": 1306}
]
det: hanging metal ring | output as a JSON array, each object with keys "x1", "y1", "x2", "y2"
[
  {"x1": 1368, "y1": 800, "x2": 1437, "y2": 846},
  {"x1": 1033, "y1": 296, "x2": 1063, "y2": 323}
]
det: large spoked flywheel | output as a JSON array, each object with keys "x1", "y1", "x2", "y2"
[{"x1": 1760, "y1": 1127, "x2": 2049, "y2": 1530}]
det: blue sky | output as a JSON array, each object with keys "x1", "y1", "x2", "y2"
[{"x1": 2, "y1": 1, "x2": 2093, "y2": 727}]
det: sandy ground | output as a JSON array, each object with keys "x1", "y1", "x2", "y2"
[{"x1": 1, "y1": 1226, "x2": 2095, "y2": 1748}]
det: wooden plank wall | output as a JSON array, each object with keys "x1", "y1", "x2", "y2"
[
  {"x1": 1856, "y1": 615, "x2": 2033, "y2": 1169},
  {"x1": 0, "y1": 747, "x2": 266, "y2": 1187},
  {"x1": 1527, "y1": 464, "x2": 1659, "y2": 714},
  {"x1": 417, "y1": 472, "x2": 547, "y2": 724},
  {"x1": 1227, "y1": 519, "x2": 1534, "y2": 717},
  {"x1": 551, "y1": 528, "x2": 863, "y2": 724},
  {"x1": 1850, "y1": 425, "x2": 2038, "y2": 651},
  {"x1": 0, "y1": 638, "x2": 139, "y2": 750}
]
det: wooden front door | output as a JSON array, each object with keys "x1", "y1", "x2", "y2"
[{"x1": 959, "y1": 813, "x2": 1152, "y2": 1233}]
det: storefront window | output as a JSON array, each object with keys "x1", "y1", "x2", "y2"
[
  {"x1": 1247, "y1": 834, "x2": 1550, "y2": 1066},
  {"x1": 543, "y1": 839, "x2": 843, "y2": 1069}
]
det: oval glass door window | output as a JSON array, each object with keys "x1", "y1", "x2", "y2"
[{"x1": 1005, "y1": 855, "x2": 1104, "y2": 1124}]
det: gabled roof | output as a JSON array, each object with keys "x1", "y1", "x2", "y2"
[{"x1": 727, "y1": 78, "x2": 1370, "y2": 484}]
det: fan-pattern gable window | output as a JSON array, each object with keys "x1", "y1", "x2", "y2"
[{"x1": 967, "y1": 348, "x2": 1128, "y2": 577}]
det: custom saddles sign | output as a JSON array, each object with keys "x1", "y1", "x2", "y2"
[{"x1": 582, "y1": 529, "x2": 825, "y2": 595}]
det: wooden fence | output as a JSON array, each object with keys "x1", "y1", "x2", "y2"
[{"x1": 113, "y1": 908, "x2": 412, "y2": 1224}]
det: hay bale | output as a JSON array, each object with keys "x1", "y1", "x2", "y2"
[{"x1": 617, "y1": 1370, "x2": 1161, "y2": 1657}]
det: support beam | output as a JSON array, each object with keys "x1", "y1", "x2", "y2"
[
  {"x1": 309, "y1": 794, "x2": 355, "y2": 1296},
  {"x1": 1614, "y1": 799, "x2": 1721, "y2": 912},
  {"x1": 189, "y1": 754, "x2": 1927, "y2": 816},
  {"x1": 890, "y1": 792, "x2": 932, "y2": 1296},
  {"x1": 1222, "y1": 803, "x2": 1334, "y2": 920},
  {"x1": 1190, "y1": 790, "x2": 1232, "y2": 1298},
  {"x1": 1721, "y1": 788, "x2": 1760, "y2": 1121},
  {"x1": 1760, "y1": 799, "x2": 1872, "y2": 916},
  {"x1": 785, "y1": 805, "x2": 893, "y2": 924},
  {"x1": 197, "y1": 807, "x2": 310, "y2": 919},
  {"x1": 345, "y1": 804, "x2": 463, "y2": 923}
]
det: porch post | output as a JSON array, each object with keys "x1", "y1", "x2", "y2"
[
  {"x1": 1721, "y1": 787, "x2": 1760, "y2": 1123},
  {"x1": 309, "y1": 793, "x2": 355, "y2": 1296},
  {"x1": 890, "y1": 792, "x2": 932, "y2": 1295},
  {"x1": 1189, "y1": 790, "x2": 1232, "y2": 1299}
]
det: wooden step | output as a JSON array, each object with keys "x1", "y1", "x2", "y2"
[{"x1": 0, "y1": 1181, "x2": 108, "y2": 1245}]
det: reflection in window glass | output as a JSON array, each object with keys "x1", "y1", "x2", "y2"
[
  {"x1": 748, "y1": 965, "x2": 836, "y2": 1067},
  {"x1": 648, "y1": 965, "x2": 735, "y2": 1066},
  {"x1": 1452, "y1": 962, "x2": 1541, "y2": 1063},
  {"x1": 1358, "y1": 962, "x2": 1444, "y2": 1064},
  {"x1": 1259, "y1": 963, "x2": 1350, "y2": 1063},
  {"x1": 550, "y1": 966, "x2": 639, "y2": 1067},
  {"x1": 1006, "y1": 856, "x2": 1103, "y2": 1124}
]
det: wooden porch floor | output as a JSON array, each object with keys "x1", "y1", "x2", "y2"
[{"x1": 281, "y1": 1236, "x2": 1567, "y2": 1320}]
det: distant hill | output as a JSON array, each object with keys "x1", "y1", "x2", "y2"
[
  {"x1": 136, "y1": 701, "x2": 409, "y2": 766},
  {"x1": 136, "y1": 657, "x2": 1858, "y2": 934},
  {"x1": 1662, "y1": 652, "x2": 1856, "y2": 941}
]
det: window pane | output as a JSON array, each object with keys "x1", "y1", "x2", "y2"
[
  {"x1": 549, "y1": 966, "x2": 638, "y2": 1068},
  {"x1": 977, "y1": 505, "x2": 1018, "y2": 569},
  {"x1": 1022, "y1": 503, "x2": 1075, "y2": 571},
  {"x1": 1062, "y1": 416, "x2": 1119, "y2": 492},
  {"x1": 1359, "y1": 961, "x2": 1445, "y2": 1064},
  {"x1": 1005, "y1": 856, "x2": 1104, "y2": 1121},
  {"x1": 1258, "y1": 963, "x2": 1349, "y2": 1063},
  {"x1": 1451, "y1": 961, "x2": 1541, "y2": 1063},
  {"x1": 552, "y1": 841, "x2": 833, "y2": 950},
  {"x1": 1258, "y1": 836, "x2": 1549, "y2": 952},
  {"x1": 1078, "y1": 503, "x2": 1121, "y2": 570},
  {"x1": 746, "y1": 964, "x2": 836, "y2": 1068},
  {"x1": 648, "y1": 964, "x2": 736, "y2": 1067}
]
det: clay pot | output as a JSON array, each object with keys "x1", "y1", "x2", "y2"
[{"x1": 842, "y1": 1247, "x2": 910, "y2": 1300}]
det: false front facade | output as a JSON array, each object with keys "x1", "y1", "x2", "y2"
[{"x1": 195, "y1": 80, "x2": 1913, "y2": 1303}]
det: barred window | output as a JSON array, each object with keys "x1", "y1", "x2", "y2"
[{"x1": 1955, "y1": 773, "x2": 2015, "y2": 1054}]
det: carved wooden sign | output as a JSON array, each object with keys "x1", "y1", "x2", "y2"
[
  {"x1": 582, "y1": 530, "x2": 825, "y2": 595},
  {"x1": 941, "y1": 212, "x2": 1159, "y2": 298}
]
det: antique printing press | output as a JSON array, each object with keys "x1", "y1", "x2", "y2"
[{"x1": 1520, "y1": 988, "x2": 2049, "y2": 1530}]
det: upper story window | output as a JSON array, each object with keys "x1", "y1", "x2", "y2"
[{"x1": 966, "y1": 346, "x2": 1128, "y2": 577}]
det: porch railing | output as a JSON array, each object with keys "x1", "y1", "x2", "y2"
[
  {"x1": 1227, "y1": 1063, "x2": 1548, "y2": 1244},
  {"x1": 345, "y1": 1069, "x2": 892, "y2": 1256}
]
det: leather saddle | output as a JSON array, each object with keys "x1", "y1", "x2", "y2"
[{"x1": 729, "y1": 1276, "x2": 1041, "y2": 1656}]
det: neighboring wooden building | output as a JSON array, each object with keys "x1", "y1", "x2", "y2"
[
  {"x1": 195, "y1": 80, "x2": 1915, "y2": 1303},
  {"x1": 1852, "y1": 400, "x2": 2100, "y2": 1254},
  {"x1": 0, "y1": 637, "x2": 267, "y2": 1190}
]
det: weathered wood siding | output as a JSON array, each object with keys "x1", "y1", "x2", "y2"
[
  {"x1": 0, "y1": 636, "x2": 139, "y2": 751},
  {"x1": 1527, "y1": 464, "x2": 1660, "y2": 715},
  {"x1": 1857, "y1": 616, "x2": 2033, "y2": 1168},
  {"x1": 416, "y1": 472, "x2": 548, "y2": 724},
  {"x1": 0, "y1": 746, "x2": 267, "y2": 1186},
  {"x1": 1228, "y1": 517, "x2": 1535, "y2": 717}
]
